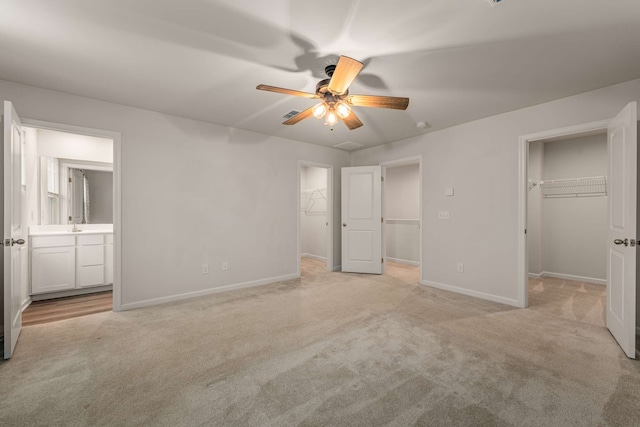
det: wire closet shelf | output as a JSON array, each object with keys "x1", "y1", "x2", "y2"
[{"x1": 539, "y1": 176, "x2": 607, "y2": 198}]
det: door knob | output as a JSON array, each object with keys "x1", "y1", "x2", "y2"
[
  {"x1": 12, "y1": 238, "x2": 25, "y2": 246},
  {"x1": 343, "y1": 223, "x2": 347, "y2": 227},
  {"x1": 614, "y1": 238, "x2": 629, "y2": 246}
]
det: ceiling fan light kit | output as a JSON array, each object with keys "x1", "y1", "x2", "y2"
[{"x1": 257, "y1": 55, "x2": 410, "y2": 131}]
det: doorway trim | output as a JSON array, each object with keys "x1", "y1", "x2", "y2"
[
  {"x1": 297, "y1": 161, "x2": 334, "y2": 276},
  {"x1": 380, "y1": 156, "x2": 423, "y2": 280},
  {"x1": 517, "y1": 119, "x2": 611, "y2": 308},
  {"x1": 21, "y1": 118, "x2": 123, "y2": 312}
]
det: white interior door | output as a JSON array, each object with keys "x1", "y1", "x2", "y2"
[
  {"x1": 3, "y1": 100, "x2": 26, "y2": 359},
  {"x1": 341, "y1": 166, "x2": 382, "y2": 274},
  {"x1": 607, "y1": 101, "x2": 637, "y2": 359}
]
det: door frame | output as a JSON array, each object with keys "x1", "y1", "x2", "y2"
[
  {"x1": 21, "y1": 118, "x2": 123, "y2": 312},
  {"x1": 297, "y1": 161, "x2": 334, "y2": 275},
  {"x1": 381, "y1": 156, "x2": 423, "y2": 280},
  {"x1": 517, "y1": 119, "x2": 611, "y2": 308}
]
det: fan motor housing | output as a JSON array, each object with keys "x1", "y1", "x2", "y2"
[{"x1": 316, "y1": 78, "x2": 348, "y2": 98}]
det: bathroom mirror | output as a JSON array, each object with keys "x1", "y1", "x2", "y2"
[{"x1": 40, "y1": 157, "x2": 113, "y2": 225}]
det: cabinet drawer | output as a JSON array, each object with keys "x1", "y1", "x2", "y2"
[
  {"x1": 78, "y1": 245, "x2": 104, "y2": 266},
  {"x1": 77, "y1": 234, "x2": 104, "y2": 245},
  {"x1": 77, "y1": 265, "x2": 105, "y2": 288},
  {"x1": 31, "y1": 235, "x2": 75, "y2": 248}
]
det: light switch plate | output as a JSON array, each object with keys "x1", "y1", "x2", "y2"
[{"x1": 445, "y1": 187, "x2": 454, "y2": 197}]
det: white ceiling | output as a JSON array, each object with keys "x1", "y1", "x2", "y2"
[{"x1": 2, "y1": 0, "x2": 639, "y2": 150}]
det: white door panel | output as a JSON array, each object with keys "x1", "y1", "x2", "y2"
[
  {"x1": 4, "y1": 100, "x2": 25, "y2": 359},
  {"x1": 606, "y1": 101, "x2": 637, "y2": 359},
  {"x1": 341, "y1": 166, "x2": 382, "y2": 274}
]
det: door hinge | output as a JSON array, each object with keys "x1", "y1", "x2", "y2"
[
  {"x1": 382, "y1": 258, "x2": 384, "y2": 263},
  {"x1": 381, "y1": 176, "x2": 384, "y2": 182},
  {"x1": 68, "y1": 177, "x2": 72, "y2": 183},
  {"x1": 381, "y1": 217, "x2": 384, "y2": 223},
  {"x1": 524, "y1": 229, "x2": 527, "y2": 234},
  {"x1": 69, "y1": 216, "x2": 72, "y2": 221}
]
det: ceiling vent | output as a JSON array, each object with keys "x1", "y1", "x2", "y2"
[
  {"x1": 333, "y1": 141, "x2": 365, "y2": 151},
  {"x1": 487, "y1": 0, "x2": 505, "y2": 5},
  {"x1": 282, "y1": 110, "x2": 300, "y2": 120}
]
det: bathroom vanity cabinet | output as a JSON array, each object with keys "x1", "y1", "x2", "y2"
[{"x1": 30, "y1": 231, "x2": 113, "y2": 296}]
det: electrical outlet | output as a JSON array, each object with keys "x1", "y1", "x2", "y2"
[
  {"x1": 457, "y1": 262, "x2": 464, "y2": 273},
  {"x1": 222, "y1": 261, "x2": 229, "y2": 271},
  {"x1": 202, "y1": 264, "x2": 209, "y2": 274},
  {"x1": 438, "y1": 211, "x2": 450, "y2": 220}
]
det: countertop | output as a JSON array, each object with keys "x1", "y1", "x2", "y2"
[{"x1": 29, "y1": 230, "x2": 113, "y2": 237}]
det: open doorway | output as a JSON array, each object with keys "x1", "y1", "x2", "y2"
[
  {"x1": 298, "y1": 162, "x2": 333, "y2": 276},
  {"x1": 382, "y1": 157, "x2": 422, "y2": 284},
  {"x1": 18, "y1": 118, "x2": 120, "y2": 324},
  {"x1": 19, "y1": 126, "x2": 116, "y2": 325},
  {"x1": 527, "y1": 132, "x2": 608, "y2": 327},
  {"x1": 518, "y1": 102, "x2": 637, "y2": 359}
]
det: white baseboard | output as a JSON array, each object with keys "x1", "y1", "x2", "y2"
[
  {"x1": 420, "y1": 279, "x2": 520, "y2": 307},
  {"x1": 301, "y1": 253, "x2": 327, "y2": 262},
  {"x1": 31, "y1": 285, "x2": 113, "y2": 302},
  {"x1": 21, "y1": 297, "x2": 32, "y2": 313},
  {"x1": 332, "y1": 265, "x2": 342, "y2": 272},
  {"x1": 386, "y1": 257, "x2": 420, "y2": 266},
  {"x1": 121, "y1": 273, "x2": 299, "y2": 311},
  {"x1": 539, "y1": 271, "x2": 606, "y2": 286},
  {"x1": 528, "y1": 272, "x2": 542, "y2": 279}
]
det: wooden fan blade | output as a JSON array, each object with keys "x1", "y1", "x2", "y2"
[
  {"x1": 327, "y1": 56, "x2": 364, "y2": 96},
  {"x1": 283, "y1": 106, "x2": 315, "y2": 125},
  {"x1": 256, "y1": 84, "x2": 318, "y2": 99},
  {"x1": 346, "y1": 94, "x2": 409, "y2": 110},
  {"x1": 341, "y1": 111, "x2": 363, "y2": 130}
]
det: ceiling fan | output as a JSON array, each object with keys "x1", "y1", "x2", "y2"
[{"x1": 256, "y1": 56, "x2": 409, "y2": 130}]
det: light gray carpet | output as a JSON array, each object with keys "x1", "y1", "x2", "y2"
[{"x1": 1, "y1": 259, "x2": 639, "y2": 426}]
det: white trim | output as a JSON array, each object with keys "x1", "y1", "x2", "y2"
[
  {"x1": 301, "y1": 253, "x2": 327, "y2": 262},
  {"x1": 297, "y1": 161, "x2": 334, "y2": 276},
  {"x1": 20, "y1": 297, "x2": 31, "y2": 313},
  {"x1": 386, "y1": 257, "x2": 420, "y2": 266},
  {"x1": 31, "y1": 285, "x2": 113, "y2": 301},
  {"x1": 518, "y1": 119, "x2": 611, "y2": 309},
  {"x1": 21, "y1": 118, "x2": 123, "y2": 312},
  {"x1": 120, "y1": 273, "x2": 298, "y2": 311},
  {"x1": 421, "y1": 279, "x2": 519, "y2": 307},
  {"x1": 536, "y1": 271, "x2": 606, "y2": 286},
  {"x1": 380, "y1": 156, "x2": 423, "y2": 281},
  {"x1": 332, "y1": 265, "x2": 342, "y2": 272},
  {"x1": 528, "y1": 272, "x2": 542, "y2": 279}
]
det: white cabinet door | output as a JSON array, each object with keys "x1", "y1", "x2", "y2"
[
  {"x1": 32, "y1": 247, "x2": 76, "y2": 294},
  {"x1": 105, "y1": 243, "x2": 113, "y2": 285}
]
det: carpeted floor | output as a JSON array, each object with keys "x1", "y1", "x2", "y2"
[{"x1": 1, "y1": 259, "x2": 639, "y2": 426}]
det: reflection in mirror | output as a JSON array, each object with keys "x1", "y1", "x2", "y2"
[{"x1": 39, "y1": 157, "x2": 113, "y2": 225}]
